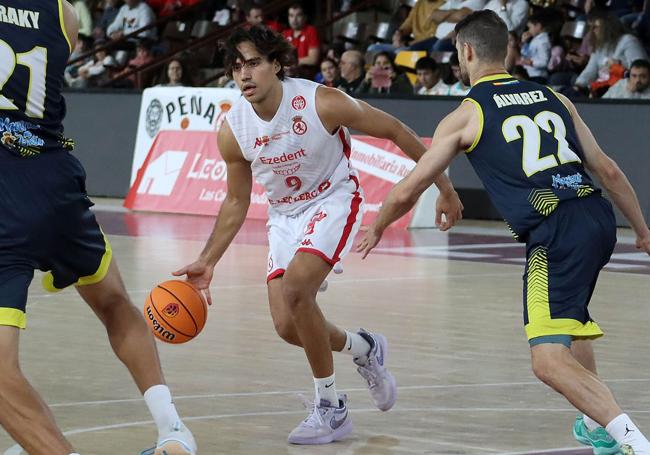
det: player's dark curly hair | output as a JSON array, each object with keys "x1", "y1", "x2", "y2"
[{"x1": 222, "y1": 26, "x2": 297, "y2": 80}]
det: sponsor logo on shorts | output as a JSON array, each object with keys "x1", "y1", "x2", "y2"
[
  {"x1": 162, "y1": 303, "x2": 180, "y2": 318},
  {"x1": 291, "y1": 95, "x2": 306, "y2": 111},
  {"x1": 300, "y1": 239, "x2": 313, "y2": 246},
  {"x1": 268, "y1": 180, "x2": 331, "y2": 205},
  {"x1": 292, "y1": 116, "x2": 307, "y2": 135},
  {"x1": 305, "y1": 211, "x2": 327, "y2": 235},
  {"x1": 145, "y1": 306, "x2": 176, "y2": 341}
]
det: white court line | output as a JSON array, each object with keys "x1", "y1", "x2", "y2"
[
  {"x1": 499, "y1": 448, "x2": 590, "y2": 455},
  {"x1": 45, "y1": 378, "x2": 650, "y2": 408}
]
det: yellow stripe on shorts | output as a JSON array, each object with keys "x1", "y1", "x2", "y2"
[{"x1": 0, "y1": 308, "x2": 26, "y2": 329}]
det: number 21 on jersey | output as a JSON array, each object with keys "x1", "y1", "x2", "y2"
[
  {"x1": 502, "y1": 110, "x2": 581, "y2": 177},
  {"x1": 0, "y1": 39, "x2": 47, "y2": 118}
]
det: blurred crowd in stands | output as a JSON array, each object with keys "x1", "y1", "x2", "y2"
[{"x1": 65, "y1": 0, "x2": 650, "y2": 99}]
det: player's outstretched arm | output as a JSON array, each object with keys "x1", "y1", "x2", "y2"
[
  {"x1": 316, "y1": 86, "x2": 463, "y2": 225},
  {"x1": 172, "y1": 121, "x2": 253, "y2": 303},
  {"x1": 558, "y1": 93, "x2": 650, "y2": 254},
  {"x1": 356, "y1": 101, "x2": 479, "y2": 258}
]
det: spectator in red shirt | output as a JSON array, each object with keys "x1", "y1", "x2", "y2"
[
  {"x1": 244, "y1": 5, "x2": 284, "y2": 32},
  {"x1": 282, "y1": 3, "x2": 320, "y2": 68}
]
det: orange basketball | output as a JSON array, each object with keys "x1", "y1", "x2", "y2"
[{"x1": 143, "y1": 280, "x2": 208, "y2": 344}]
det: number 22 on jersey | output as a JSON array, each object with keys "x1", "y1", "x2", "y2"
[
  {"x1": 502, "y1": 110, "x2": 581, "y2": 177},
  {"x1": 0, "y1": 39, "x2": 47, "y2": 118}
]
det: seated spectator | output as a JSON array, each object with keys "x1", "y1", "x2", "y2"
[
  {"x1": 65, "y1": 34, "x2": 94, "y2": 84},
  {"x1": 320, "y1": 58, "x2": 342, "y2": 87},
  {"x1": 73, "y1": 0, "x2": 94, "y2": 37},
  {"x1": 505, "y1": 31, "x2": 521, "y2": 71},
  {"x1": 512, "y1": 64, "x2": 530, "y2": 80},
  {"x1": 447, "y1": 53, "x2": 470, "y2": 95},
  {"x1": 518, "y1": 14, "x2": 552, "y2": 82},
  {"x1": 148, "y1": 0, "x2": 201, "y2": 17},
  {"x1": 107, "y1": 0, "x2": 157, "y2": 42},
  {"x1": 398, "y1": 0, "x2": 447, "y2": 52},
  {"x1": 157, "y1": 58, "x2": 192, "y2": 86},
  {"x1": 430, "y1": 0, "x2": 487, "y2": 52},
  {"x1": 483, "y1": 0, "x2": 528, "y2": 33},
  {"x1": 94, "y1": 0, "x2": 121, "y2": 40},
  {"x1": 114, "y1": 38, "x2": 155, "y2": 88},
  {"x1": 603, "y1": 59, "x2": 650, "y2": 98},
  {"x1": 356, "y1": 51, "x2": 413, "y2": 95},
  {"x1": 574, "y1": 10, "x2": 648, "y2": 92},
  {"x1": 414, "y1": 57, "x2": 451, "y2": 95},
  {"x1": 282, "y1": 3, "x2": 320, "y2": 77},
  {"x1": 337, "y1": 50, "x2": 365, "y2": 95},
  {"x1": 243, "y1": 4, "x2": 284, "y2": 32},
  {"x1": 66, "y1": 40, "x2": 112, "y2": 88}
]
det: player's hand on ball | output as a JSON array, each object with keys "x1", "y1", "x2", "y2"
[
  {"x1": 356, "y1": 225, "x2": 384, "y2": 259},
  {"x1": 173, "y1": 260, "x2": 214, "y2": 305},
  {"x1": 436, "y1": 190, "x2": 463, "y2": 231}
]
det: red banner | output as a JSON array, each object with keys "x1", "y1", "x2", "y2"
[{"x1": 125, "y1": 131, "x2": 429, "y2": 229}]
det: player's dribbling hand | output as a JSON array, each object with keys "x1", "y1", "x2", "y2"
[
  {"x1": 173, "y1": 260, "x2": 214, "y2": 305},
  {"x1": 636, "y1": 234, "x2": 650, "y2": 255},
  {"x1": 435, "y1": 190, "x2": 464, "y2": 231},
  {"x1": 356, "y1": 225, "x2": 384, "y2": 259}
]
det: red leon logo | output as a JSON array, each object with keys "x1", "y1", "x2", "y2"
[
  {"x1": 305, "y1": 211, "x2": 327, "y2": 235},
  {"x1": 292, "y1": 116, "x2": 307, "y2": 135},
  {"x1": 162, "y1": 303, "x2": 180, "y2": 318},
  {"x1": 291, "y1": 95, "x2": 306, "y2": 111},
  {"x1": 301, "y1": 239, "x2": 313, "y2": 246}
]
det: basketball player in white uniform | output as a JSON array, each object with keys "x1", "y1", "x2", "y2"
[{"x1": 174, "y1": 26, "x2": 463, "y2": 445}]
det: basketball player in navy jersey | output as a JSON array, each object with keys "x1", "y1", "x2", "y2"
[
  {"x1": 174, "y1": 26, "x2": 464, "y2": 445},
  {"x1": 0, "y1": 2, "x2": 195, "y2": 454},
  {"x1": 359, "y1": 10, "x2": 650, "y2": 455}
]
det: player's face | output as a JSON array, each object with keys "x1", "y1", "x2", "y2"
[
  {"x1": 629, "y1": 66, "x2": 650, "y2": 92},
  {"x1": 288, "y1": 7, "x2": 306, "y2": 30},
  {"x1": 456, "y1": 41, "x2": 471, "y2": 87},
  {"x1": 232, "y1": 42, "x2": 280, "y2": 102},
  {"x1": 247, "y1": 8, "x2": 264, "y2": 25}
]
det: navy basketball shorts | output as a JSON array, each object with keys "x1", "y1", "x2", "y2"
[
  {"x1": 0, "y1": 150, "x2": 112, "y2": 329},
  {"x1": 523, "y1": 195, "x2": 617, "y2": 344}
]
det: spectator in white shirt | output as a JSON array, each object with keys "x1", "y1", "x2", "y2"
[
  {"x1": 603, "y1": 59, "x2": 650, "y2": 98},
  {"x1": 483, "y1": 0, "x2": 529, "y2": 33},
  {"x1": 415, "y1": 57, "x2": 451, "y2": 95},
  {"x1": 430, "y1": 0, "x2": 487, "y2": 51},
  {"x1": 107, "y1": 0, "x2": 157, "y2": 42},
  {"x1": 518, "y1": 14, "x2": 552, "y2": 82}
]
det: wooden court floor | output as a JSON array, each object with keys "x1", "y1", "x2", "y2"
[{"x1": 2, "y1": 206, "x2": 648, "y2": 455}]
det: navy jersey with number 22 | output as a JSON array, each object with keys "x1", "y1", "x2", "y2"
[
  {"x1": 463, "y1": 73, "x2": 599, "y2": 242},
  {"x1": 0, "y1": 0, "x2": 73, "y2": 156}
]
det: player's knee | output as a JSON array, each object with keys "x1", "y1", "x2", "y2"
[
  {"x1": 281, "y1": 279, "x2": 308, "y2": 312},
  {"x1": 531, "y1": 354, "x2": 559, "y2": 386},
  {"x1": 92, "y1": 290, "x2": 133, "y2": 322},
  {"x1": 273, "y1": 318, "x2": 299, "y2": 344}
]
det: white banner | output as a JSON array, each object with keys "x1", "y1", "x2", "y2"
[{"x1": 131, "y1": 86, "x2": 241, "y2": 184}]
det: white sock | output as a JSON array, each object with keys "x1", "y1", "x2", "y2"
[
  {"x1": 144, "y1": 384, "x2": 182, "y2": 438},
  {"x1": 314, "y1": 373, "x2": 338, "y2": 406},
  {"x1": 584, "y1": 414, "x2": 601, "y2": 431},
  {"x1": 606, "y1": 414, "x2": 650, "y2": 453},
  {"x1": 341, "y1": 330, "x2": 371, "y2": 361}
]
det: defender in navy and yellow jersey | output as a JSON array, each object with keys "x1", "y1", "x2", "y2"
[
  {"x1": 359, "y1": 10, "x2": 650, "y2": 454},
  {"x1": 0, "y1": 2, "x2": 196, "y2": 454}
]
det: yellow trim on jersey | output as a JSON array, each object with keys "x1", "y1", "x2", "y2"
[
  {"x1": 42, "y1": 233, "x2": 113, "y2": 292},
  {"x1": 57, "y1": 0, "x2": 72, "y2": 53},
  {"x1": 472, "y1": 73, "x2": 513, "y2": 86},
  {"x1": 547, "y1": 86, "x2": 572, "y2": 116},
  {"x1": 524, "y1": 246, "x2": 604, "y2": 340},
  {"x1": 462, "y1": 98, "x2": 484, "y2": 153},
  {"x1": 0, "y1": 308, "x2": 27, "y2": 329}
]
